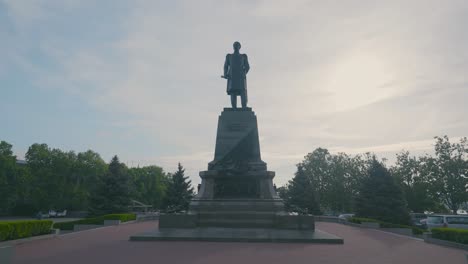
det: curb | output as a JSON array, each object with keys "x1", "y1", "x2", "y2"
[
  {"x1": 0, "y1": 245, "x2": 13, "y2": 264},
  {"x1": 424, "y1": 235, "x2": 468, "y2": 251},
  {"x1": 58, "y1": 220, "x2": 137, "y2": 237},
  {"x1": 137, "y1": 215, "x2": 159, "y2": 222}
]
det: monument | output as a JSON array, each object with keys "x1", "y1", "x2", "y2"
[{"x1": 130, "y1": 42, "x2": 343, "y2": 243}]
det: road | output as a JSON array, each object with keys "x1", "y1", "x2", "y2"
[{"x1": 11, "y1": 221, "x2": 467, "y2": 264}]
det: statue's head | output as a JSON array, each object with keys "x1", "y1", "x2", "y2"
[{"x1": 233, "y1": 41, "x2": 241, "y2": 52}]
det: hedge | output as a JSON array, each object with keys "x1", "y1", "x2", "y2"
[
  {"x1": 348, "y1": 217, "x2": 380, "y2": 224},
  {"x1": 348, "y1": 217, "x2": 425, "y2": 235},
  {"x1": 53, "y1": 213, "x2": 136, "y2": 230},
  {"x1": 0, "y1": 220, "x2": 53, "y2": 241},
  {"x1": 431, "y1": 228, "x2": 468, "y2": 244}
]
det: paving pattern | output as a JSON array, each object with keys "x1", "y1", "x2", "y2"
[{"x1": 11, "y1": 221, "x2": 467, "y2": 264}]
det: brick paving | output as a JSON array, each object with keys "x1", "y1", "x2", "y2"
[{"x1": 11, "y1": 221, "x2": 467, "y2": 264}]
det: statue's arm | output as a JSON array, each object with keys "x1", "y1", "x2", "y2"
[
  {"x1": 223, "y1": 54, "x2": 230, "y2": 76},
  {"x1": 244, "y1": 54, "x2": 250, "y2": 74}
]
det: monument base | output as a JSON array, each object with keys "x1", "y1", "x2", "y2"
[
  {"x1": 129, "y1": 108, "x2": 343, "y2": 243},
  {"x1": 130, "y1": 227, "x2": 343, "y2": 244},
  {"x1": 158, "y1": 210, "x2": 315, "y2": 229}
]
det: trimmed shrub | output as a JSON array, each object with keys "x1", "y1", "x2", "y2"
[
  {"x1": 348, "y1": 217, "x2": 425, "y2": 235},
  {"x1": 431, "y1": 228, "x2": 468, "y2": 244},
  {"x1": 0, "y1": 223, "x2": 13, "y2": 241},
  {"x1": 53, "y1": 213, "x2": 136, "y2": 230},
  {"x1": 379, "y1": 222, "x2": 425, "y2": 235},
  {"x1": 0, "y1": 220, "x2": 53, "y2": 241}
]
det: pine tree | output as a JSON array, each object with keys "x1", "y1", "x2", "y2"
[
  {"x1": 163, "y1": 163, "x2": 194, "y2": 212},
  {"x1": 89, "y1": 155, "x2": 131, "y2": 215},
  {"x1": 355, "y1": 158, "x2": 410, "y2": 224},
  {"x1": 283, "y1": 164, "x2": 321, "y2": 215}
]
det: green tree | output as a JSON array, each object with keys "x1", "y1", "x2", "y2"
[
  {"x1": 276, "y1": 185, "x2": 289, "y2": 201},
  {"x1": 26, "y1": 144, "x2": 83, "y2": 211},
  {"x1": 69, "y1": 150, "x2": 107, "y2": 210},
  {"x1": 391, "y1": 151, "x2": 435, "y2": 212},
  {"x1": 89, "y1": 155, "x2": 131, "y2": 215},
  {"x1": 282, "y1": 164, "x2": 321, "y2": 215},
  {"x1": 355, "y1": 158, "x2": 410, "y2": 224},
  {"x1": 0, "y1": 141, "x2": 18, "y2": 215},
  {"x1": 163, "y1": 163, "x2": 194, "y2": 212},
  {"x1": 296, "y1": 148, "x2": 371, "y2": 214},
  {"x1": 425, "y1": 136, "x2": 468, "y2": 214},
  {"x1": 129, "y1": 165, "x2": 169, "y2": 209}
]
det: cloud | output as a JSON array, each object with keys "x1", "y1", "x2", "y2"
[{"x1": 2, "y1": 0, "x2": 468, "y2": 186}]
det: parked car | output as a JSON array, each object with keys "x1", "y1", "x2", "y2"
[
  {"x1": 35, "y1": 211, "x2": 50, "y2": 219},
  {"x1": 338, "y1": 214, "x2": 355, "y2": 220},
  {"x1": 426, "y1": 214, "x2": 468, "y2": 230},
  {"x1": 56, "y1": 210, "x2": 67, "y2": 217},
  {"x1": 410, "y1": 213, "x2": 427, "y2": 228},
  {"x1": 48, "y1": 210, "x2": 57, "y2": 217}
]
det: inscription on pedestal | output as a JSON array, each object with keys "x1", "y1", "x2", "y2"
[
  {"x1": 226, "y1": 123, "x2": 248, "y2": 131},
  {"x1": 214, "y1": 177, "x2": 259, "y2": 198}
]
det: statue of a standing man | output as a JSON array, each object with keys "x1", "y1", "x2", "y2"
[{"x1": 222, "y1": 41, "x2": 250, "y2": 108}]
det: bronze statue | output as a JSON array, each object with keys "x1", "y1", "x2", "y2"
[{"x1": 222, "y1": 41, "x2": 250, "y2": 108}]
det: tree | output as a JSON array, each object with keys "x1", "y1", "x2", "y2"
[
  {"x1": 89, "y1": 156, "x2": 131, "y2": 215},
  {"x1": 162, "y1": 163, "x2": 194, "y2": 212},
  {"x1": 355, "y1": 158, "x2": 410, "y2": 224},
  {"x1": 282, "y1": 164, "x2": 321, "y2": 215},
  {"x1": 391, "y1": 151, "x2": 435, "y2": 212},
  {"x1": 129, "y1": 165, "x2": 169, "y2": 209},
  {"x1": 295, "y1": 148, "x2": 371, "y2": 214},
  {"x1": 70, "y1": 150, "x2": 107, "y2": 210},
  {"x1": 424, "y1": 136, "x2": 468, "y2": 214},
  {"x1": 0, "y1": 141, "x2": 18, "y2": 215},
  {"x1": 25, "y1": 144, "x2": 81, "y2": 211}
]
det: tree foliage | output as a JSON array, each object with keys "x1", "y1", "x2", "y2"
[
  {"x1": 285, "y1": 148, "x2": 371, "y2": 214},
  {"x1": 281, "y1": 164, "x2": 321, "y2": 214},
  {"x1": 279, "y1": 136, "x2": 468, "y2": 216},
  {"x1": 25, "y1": 144, "x2": 107, "y2": 212},
  {"x1": 355, "y1": 158, "x2": 410, "y2": 225},
  {"x1": 0, "y1": 141, "x2": 170, "y2": 216},
  {"x1": 425, "y1": 136, "x2": 468, "y2": 214},
  {"x1": 391, "y1": 151, "x2": 435, "y2": 212},
  {"x1": 162, "y1": 163, "x2": 194, "y2": 212},
  {"x1": 1, "y1": 135, "x2": 466, "y2": 218},
  {"x1": 0, "y1": 141, "x2": 18, "y2": 215},
  {"x1": 129, "y1": 166, "x2": 169, "y2": 209},
  {"x1": 89, "y1": 156, "x2": 131, "y2": 216}
]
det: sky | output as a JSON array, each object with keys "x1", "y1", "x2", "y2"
[{"x1": 1, "y1": 0, "x2": 467, "y2": 186}]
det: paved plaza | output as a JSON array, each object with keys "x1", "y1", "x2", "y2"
[{"x1": 10, "y1": 221, "x2": 467, "y2": 264}]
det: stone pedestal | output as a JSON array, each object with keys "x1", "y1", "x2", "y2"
[{"x1": 131, "y1": 108, "x2": 342, "y2": 243}]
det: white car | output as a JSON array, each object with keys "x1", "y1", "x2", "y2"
[
  {"x1": 426, "y1": 215, "x2": 468, "y2": 230},
  {"x1": 48, "y1": 210, "x2": 57, "y2": 217},
  {"x1": 338, "y1": 214, "x2": 355, "y2": 220},
  {"x1": 56, "y1": 210, "x2": 67, "y2": 217}
]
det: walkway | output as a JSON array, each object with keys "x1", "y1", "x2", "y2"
[{"x1": 11, "y1": 221, "x2": 467, "y2": 264}]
